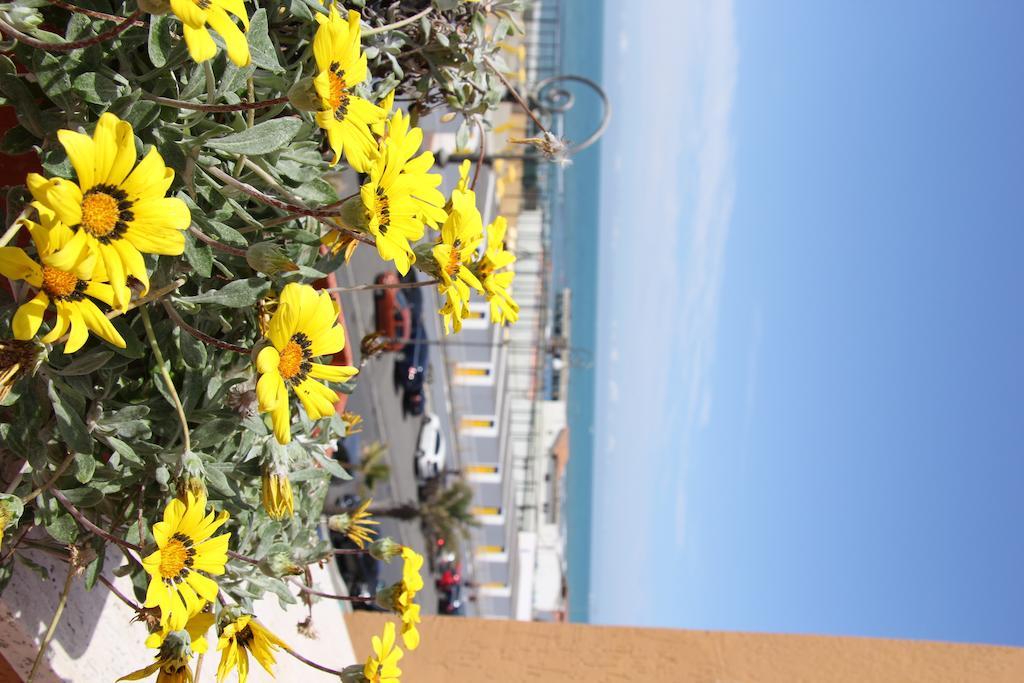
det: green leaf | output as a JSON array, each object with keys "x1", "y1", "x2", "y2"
[
  {"x1": 247, "y1": 9, "x2": 284, "y2": 74},
  {"x1": 191, "y1": 418, "x2": 238, "y2": 450},
  {"x1": 73, "y1": 453, "x2": 97, "y2": 484},
  {"x1": 54, "y1": 350, "x2": 114, "y2": 377},
  {"x1": 104, "y1": 436, "x2": 142, "y2": 465},
  {"x1": 204, "y1": 118, "x2": 303, "y2": 155},
  {"x1": 16, "y1": 553, "x2": 50, "y2": 581},
  {"x1": 83, "y1": 540, "x2": 106, "y2": 590},
  {"x1": 177, "y1": 327, "x2": 208, "y2": 369},
  {"x1": 73, "y1": 72, "x2": 120, "y2": 105},
  {"x1": 44, "y1": 511, "x2": 79, "y2": 544},
  {"x1": 148, "y1": 15, "x2": 175, "y2": 68},
  {"x1": 176, "y1": 277, "x2": 270, "y2": 308},
  {"x1": 48, "y1": 380, "x2": 93, "y2": 454},
  {"x1": 1, "y1": 125, "x2": 37, "y2": 155},
  {"x1": 184, "y1": 233, "x2": 214, "y2": 277}
]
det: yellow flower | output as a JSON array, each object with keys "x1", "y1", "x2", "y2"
[
  {"x1": 261, "y1": 465, "x2": 294, "y2": 520},
  {"x1": 397, "y1": 547, "x2": 424, "y2": 649},
  {"x1": 341, "y1": 411, "x2": 363, "y2": 435},
  {"x1": 142, "y1": 492, "x2": 230, "y2": 630},
  {"x1": 27, "y1": 113, "x2": 191, "y2": 309},
  {"x1": 167, "y1": 0, "x2": 250, "y2": 67},
  {"x1": 432, "y1": 188, "x2": 484, "y2": 334},
  {"x1": 328, "y1": 497, "x2": 379, "y2": 548},
  {"x1": 475, "y1": 215, "x2": 519, "y2": 325},
  {"x1": 358, "y1": 109, "x2": 447, "y2": 275},
  {"x1": 120, "y1": 612, "x2": 213, "y2": 682},
  {"x1": 0, "y1": 339, "x2": 39, "y2": 402},
  {"x1": 144, "y1": 611, "x2": 215, "y2": 652},
  {"x1": 363, "y1": 621, "x2": 403, "y2": 683},
  {"x1": 0, "y1": 205, "x2": 125, "y2": 353},
  {"x1": 216, "y1": 613, "x2": 287, "y2": 683},
  {"x1": 313, "y1": 7, "x2": 385, "y2": 171},
  {"x1": 255, "y1": 283, "x2": 358, "y2": 445}
]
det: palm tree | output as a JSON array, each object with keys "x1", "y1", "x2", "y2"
[
  {"x1": 366, "y1": 480, "x2": 479, "y2": 550},
  {"x1": 357, "y1": 440, "x2": 391, "y2": 496}
]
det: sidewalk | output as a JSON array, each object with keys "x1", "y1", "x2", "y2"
[{"x1": 0, "y1": 546, "x2": 357, "y2": 682}]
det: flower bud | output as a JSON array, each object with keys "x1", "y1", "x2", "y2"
[
  {"x1": 158, "y1": 629, "x2": 194, "y2": 661},
  {"x1": 327, "y1": 512, "x2": 352, "y2": 535},
  {"x1": 287, "y1": 77, "x2": 321, "y2": 113},
  {"x1": 261, "y1": 466, "x2": 294, "y2": 520},
  {"x1": 336, "y1": 195, "x2": 370, "y2": 233},
  {"x1": 374, "y1": 582, "x2": 403, "y2": 613},
  {"x1": 368, "y1": 537, "x2": 402, "y2": 563},
  {"x1": 259, "y1": 552, "x2": 304, "y2": 578},
  {"x1": 174, "y1": 453, "x2": 207, "y2": 503},
  {"x1": 0, "y1": 494, "x2": 24, "y2": 550},
  {"x1": 246, "y1": 242, "x2": 298, "y2": 275},
  {"x1": 338, "y1": 664, "x2": 368, "y2": 682}
]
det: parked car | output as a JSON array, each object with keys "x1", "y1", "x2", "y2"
[
  {"x1": 438, "y1": 583, "x2": 465, "y2": 616},
  {"x1": 334, "y1": 431, "x2": 362, "y2": 467},
  {"x1": 415, "y1": 413, "x2": 446, "y2": 482},
  {"x1": 394, "y1": 317, "x2": 429, "y2": 417},
  {"x1": 373, "y1": 271, "x2": 411, "y2": 351}
]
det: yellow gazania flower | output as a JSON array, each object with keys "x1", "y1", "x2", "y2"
[
  {"x1": 313, "y1": 7, "x2": 386, "y2": 171},
  {"x1": 216, "y1": 613, "x2": 287, "y2": 683},
  {"x1": 0, "y1": 339, "x2": 38, "y2": 403},
  {"x1": 398, "y1": 546, "x2": 424, "y2": 649},
  {"x1": 260, "y1": 465, "x2": 294, "y2": 520},
  {"x1": 120, "y1": 612, "x2": 213, "y2": 683},
  {"x1": 329, "y1": 497, "x2": 378, "y2": 548},
  {"x1": 255, "y1": 283, "x2": 358, "y2": 445},
  {"x1": 142, "y1": 492, "x2": 230, "y2": 630},
  {"x1": 475, "y1": 215, "x2": 519, "y2": 325},
  {"x1": 358, "y1": 109, "x2": 448, "y2": 275},
  {"x1": 341, "y1": 410, "x2": 363, "y2": 435},
  {"x1": 143, "y1": 611, "x2": 216, "y2": 652},
  {"x1": 0, "y1": 205, "x2": 125, "y2": 353},
  {"x1": 364, "y1": 621, "x2": 403, "y2": 683},
  {"x1": 370, "y1": 89, "x2": 397, "y2": 137},
  {"x1": 27, "y1": 112, "x2": 191, "y2": 310},
  {"x1": 432, "y1": 189, "x2": 484, "y2": 334},
  {"x1": 167, "y1": 0, "x2": 250, "y2": 67}
]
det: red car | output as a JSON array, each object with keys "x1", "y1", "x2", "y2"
[{"x1": 374, "y1": 272, "x2": 411, "y2": 351}]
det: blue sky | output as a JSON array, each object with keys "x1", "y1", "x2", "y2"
[{"x1": 586, "y1": 0, "x2": 1024, "y2": 645}]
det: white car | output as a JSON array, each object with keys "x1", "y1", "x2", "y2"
[{"x1": 415, "y1": 413, "x2": 446, "y2": 481}]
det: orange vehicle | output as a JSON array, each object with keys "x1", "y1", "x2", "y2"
[{"x1": 374, "y1": 271, "x2": 412, "y2": 351}]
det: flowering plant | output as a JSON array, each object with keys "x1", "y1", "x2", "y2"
[{"x1": 0, "y1": 0, "x2": 525, "y2": 680}]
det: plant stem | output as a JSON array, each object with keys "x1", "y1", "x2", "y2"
[
  {"x1": 0, "y1": 206, "x2": 31, "y2": 247},
  {"x1": 0, "y1": 10, "x2": 143, "y2": 52},
  {"x1": 287, "y1": 579, "x2": 373, "y2": 602},
  {"x1": 280, "y1": 644, "x2": 345, "y2": 676},
  {"x1": 472, "y1": 119, "x2": 486, "y2": 190},
  {"x1": 0, "y1": 524, "x2": 32, "y2": 564},
  {"x1": 48, "y1": 0, "x2": 147, "y2": 26},
  {"x1": 26, "y1": 562, "x2": 75, "y2": 683},
  {"x1": 333, "y1": 548, "x2": 365, "y2": 555},
  {"x1": 226, "y1": 549, "x2": 260, "y2": 566},
  {"x1": 189, "y1": 225, "x2": 248, "y2": 257},
  {"x1": 161, "y1": 300, "x2": 249, "y2": 355},
  {"x1": 97, "y1": 573, "x2": 141, "y2": 611},
  {"x1": 51, "y1": 489, "x2": 143, "y2": 553},
  {"x1": 324, "y1": 278, "x2": 439, "y2": 293},
  {"x1": 203, "y1": 165, "x2": 376, "y2": 246},
  {"x1": 140, "y1": 307, "x2": 191, "y2": 453},
  {"x1": 363, "y1": 6, "x2": 432, "y2": 36},
  {"x1": 194, "y1": 653, "x2": 205, "y2": 681},
  {"x1": 140, "y1": 94, "x2": 290, "y2": 112},
  {"x1": 482, "y1": 56, "x2": 549, "y2": 134},
  {"x1": 20, "y1": 450, "x2": 76, "y2": 503}
]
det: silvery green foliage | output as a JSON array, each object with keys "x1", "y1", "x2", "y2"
[{"x1": 0, "y1": 0, "x2": 508, "y2": 606}]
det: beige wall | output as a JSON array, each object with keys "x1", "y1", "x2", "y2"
[{"x1": 347, "y1": 613, "x2": 1024, "y2": 683}]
